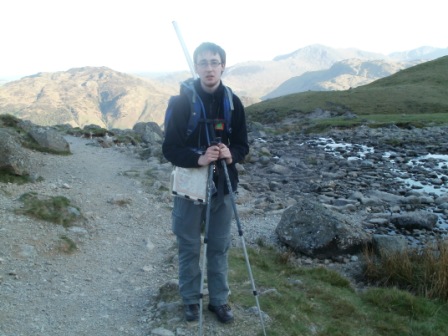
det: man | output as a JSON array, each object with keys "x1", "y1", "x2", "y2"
[{"x1": 162, "y1": 42, "x2": 249, "y2": 323}]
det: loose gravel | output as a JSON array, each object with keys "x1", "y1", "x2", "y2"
[{"x1": 0, "y1": 136, "x2": 278, "y2": 336}]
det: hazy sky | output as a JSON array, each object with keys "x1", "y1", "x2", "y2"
[{"x1": 1, "y1": 0, "x2": 446, "y2": 78}]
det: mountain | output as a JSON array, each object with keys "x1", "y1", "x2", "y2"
[
  {"x1": 221, "y1": 44, "x2": 387, "y2": 100},
  {"x1": 262, "y1": 58, "x2": 422, "y2": 99},
  {"x1": 1, "y1": 45, "x2": 447, "y2": 129},
  {"x1": 245, "y1": 55, "x2": 448, "y2": 125},
  {"x1": 389, "y1": 46, "x2": 448, "y2": 61},
  {"x1": 0, "y1": 67, "x2": 175, "y2": 129}
]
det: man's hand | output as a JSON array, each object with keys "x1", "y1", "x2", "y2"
[
  {"x1": 198, "y1": 144, "x2": 220, "y2": 166},
  {"x1": 218, "y1": 143, "x2": 233, "y2": 165},
  {"x1": 197, "y1": 143, "x2": 233, "y2": 166}
]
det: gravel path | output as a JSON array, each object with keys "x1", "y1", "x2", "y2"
[
  {"x1": 0, "y1": 136, "x2": 181, "y2": 336},
  {"x1": 0, "y1": 136, "x2": 276, "y2": 336}
]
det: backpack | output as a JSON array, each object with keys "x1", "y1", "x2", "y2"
[{"x1": 164, "y1": 78, "x2": 234, "y2": 139}]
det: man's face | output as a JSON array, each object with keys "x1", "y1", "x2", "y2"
[{"x1": 194, "y1": 51, "x2": 225, "y2": 90}]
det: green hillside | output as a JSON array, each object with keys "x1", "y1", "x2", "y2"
[{"x1": 246, "y1": 56, "x2": 448, "y2": 130}]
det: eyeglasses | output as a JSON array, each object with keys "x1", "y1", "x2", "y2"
[{"x1": 196, "y1": 60, "x2": 222, "y2": 69}]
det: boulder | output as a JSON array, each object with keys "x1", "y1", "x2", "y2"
[
  {"x1": 372, "y1": 234, "x2": 408, "y2": 256},
  {"x1": 27, "y1": 127, "x2": 70, "y2": 154},
  {"x1": 133, "y1": 122, "x2": 163, "y2": 144},
  {"x1": 390, "y1": 211, "x2": 438, "y2": 231},
  {"x1": 0, "y1": 129, "x2": 31, "y2": 176},
  {"x1": 276, "y1": 197, "x2": 371, "y2": 258}
]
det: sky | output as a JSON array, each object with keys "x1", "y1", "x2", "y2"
[{"x1": 1, "y1": 0, "x2": 446, "y2": 78}]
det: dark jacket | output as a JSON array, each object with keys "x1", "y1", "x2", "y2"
[{"x1": 162, "y1": 79, "x2": 249, "y2": 193}]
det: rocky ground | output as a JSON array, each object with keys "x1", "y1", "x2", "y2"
[
  {"x1": 242, "y1": 124, "x2": 448, "y2": 244},
  {"x1": 0, "y1": 135, "x2": 274, "y2": 336},
  {"x1": 1, "y1": 124, "x2": 448, "y2": 336}
]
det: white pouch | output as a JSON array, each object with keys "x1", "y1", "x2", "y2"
[{"x1": 170, "y1": 166, "x2": 209, "y2": 203}]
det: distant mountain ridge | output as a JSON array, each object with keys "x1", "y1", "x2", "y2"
[
  {"x1": 222, "y1": 44, "x2": 388, "y2": 99},
  {"x1": 272, "y1": 44, "x2": 385, "y2": 62},
  {"x1": 388, "y1": 46, "x2": 448, "y2": 61},
  {"x1": 0, "y1": 45, "x2": 447, "y2": 129},
  {"x1": 224, "y1": 45, "x2": 447, "y2": 100},
  {"x1": 262, "y1": 58, "x2": 423, "y2": 99},
  {"x1": 0, "y1": 67, "x2": 174, "y2": 129}
]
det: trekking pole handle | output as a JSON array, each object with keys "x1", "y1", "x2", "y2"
[
  {"x1": 172, "y1": 21, "x2": 198, "y2": 79},
  {"x1": 210, "y1": 137, "x2": 222, "y2": 146}
]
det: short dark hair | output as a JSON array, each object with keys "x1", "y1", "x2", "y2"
[{"x1": 193, "y1": 42, "x2": 226, "y2": 65}]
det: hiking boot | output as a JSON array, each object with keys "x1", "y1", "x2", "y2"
[
  {"x1": 184, "y1": 304, "x2": 199, "y2": 321},
  {"x1": 208, "y1": 303, "x2": 234, "y2": 323}
]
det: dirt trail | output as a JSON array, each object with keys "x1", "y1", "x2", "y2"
[{"x1": 1, "y1": 136, "x2": 176, "y2": 336}]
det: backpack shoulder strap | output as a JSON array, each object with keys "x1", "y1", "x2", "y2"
[
  {"x1": 180, "y1": 79, "x2": 203, "y2": 137},
  {"x1": 223, "y1": 85, "x2": 234, "y2": 134},
  {"x1": 163, "y1": 95, "x2": 180, "y2": 131}
]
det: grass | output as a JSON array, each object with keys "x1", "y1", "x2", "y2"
[
  {"x1": 245, "y1": 56, "x2": 448, "y2": 132},
  {"x1": 58, "y1": 235, "x2": 78, "y2": 254},
  {"x1": 0, "y1": 169, "x2": 33, "y2": 184},
  {"x1": 363, "y1": 241, "x2": 448, "y2": 301},
  {"x1": 16, "y1": 192, "x2": 82, "y2": 227},
  {"x1": 0, "y1": 113, "x2": 22, "y2": 128},
  {"x1": 228, "y1": 244, "x2": 448, "y2": 336}
]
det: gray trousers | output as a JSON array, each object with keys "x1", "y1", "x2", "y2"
[{"x1": 172, "y1": 194, "x2": 233, "y2": 306}]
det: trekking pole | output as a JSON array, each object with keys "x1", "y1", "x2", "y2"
[
  {"x1": 198, "y1": 163, "x2": 215, "y2": 336},
  {"x1": 219, "y1": 156, "x2": 267, "y2": 336},
  {"x1": 172, "y1": 21, "x2": 198, "y2": 79}
]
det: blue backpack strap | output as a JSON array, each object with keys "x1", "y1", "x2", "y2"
[
  {"x1": 223, "y1": 85, "x2": 234, "y2": 134},
  {"x1": 181, "y1": 79, "x2": 212, "y2": 144},
  {"x1": 181, "y1": 81, "x2": 200, "y2": 132},
  {"x1": 164, "y1": 95, "x2": 179, "y2": 131}
]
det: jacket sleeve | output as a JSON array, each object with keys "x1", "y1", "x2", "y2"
[{"x1": 162, "y1": 95, "x2": 202, "y2": 168}]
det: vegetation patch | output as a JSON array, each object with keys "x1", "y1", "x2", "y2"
[
  {"x1": 363, "y1": 240, "x2": 448, "y2": 302},
  {"x1": 16, "y1": 192, "x2": 82, "y2": 227},
  {"x1": 64, "y1": 127, "x2": 85, "y2": 137},
  {"x1": 114, "y1": 133, "x2": 142, "y2": 145},
  {"x1": 0, "y1": 169, "x2": 33, "y2": 184},
  {"x1": 228, "y1": 243, "x2": 448, "y2": 335},
  {"x1": 58, "y1": 235, "x2": 78, "y2": 254},
  {"x1": 0, "y1": 114, "x2": 21, "y2": 128}
]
